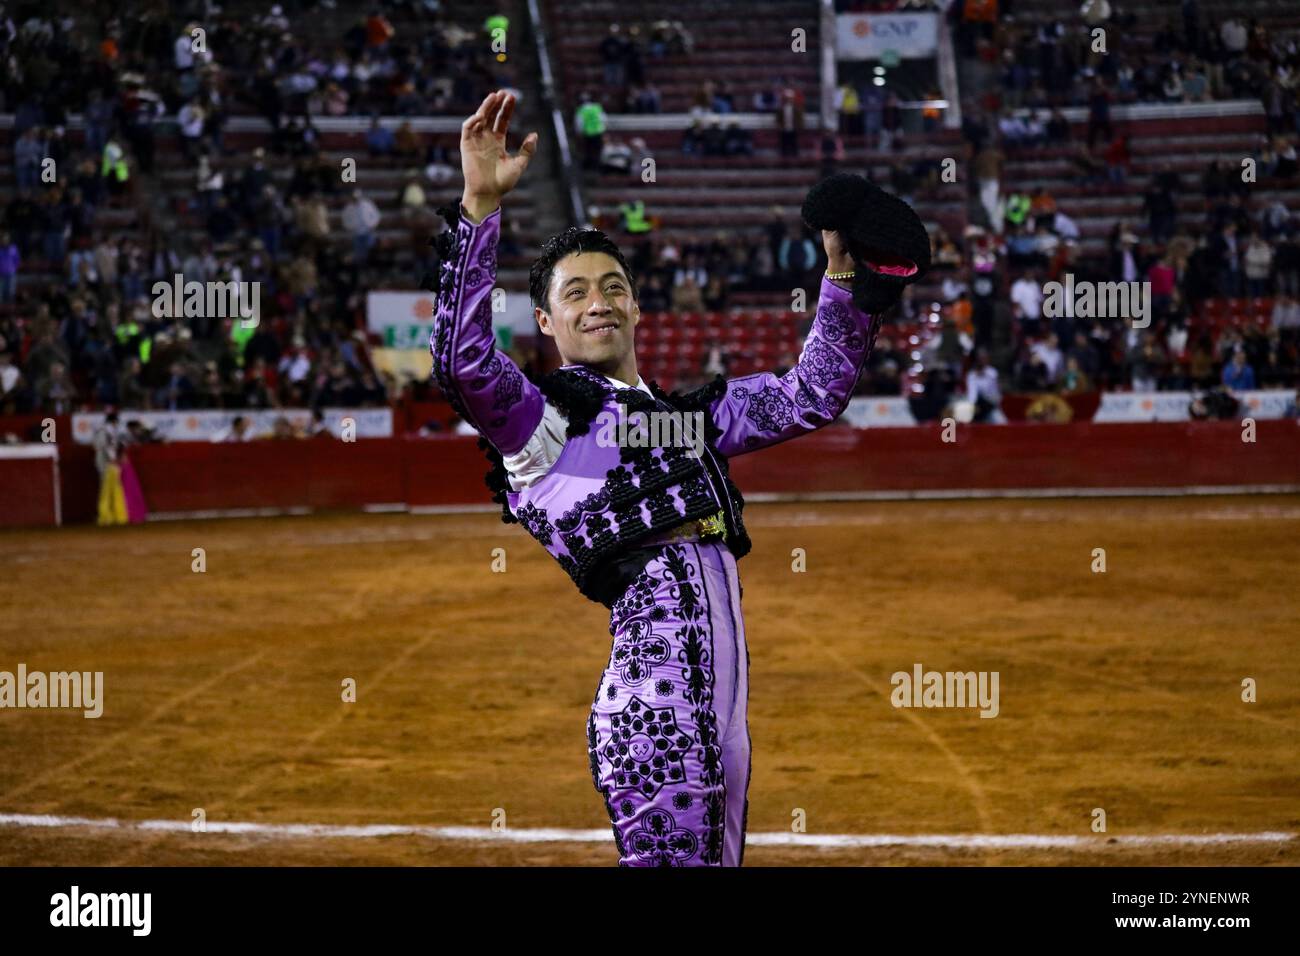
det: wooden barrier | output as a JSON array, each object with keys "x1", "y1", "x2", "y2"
[
  {"x1": 4, "y1": 420, "x2": 1297, "y2": 525},
  {"x1": 123, "y1": 420, "x2": 1300, "y2": 519}
]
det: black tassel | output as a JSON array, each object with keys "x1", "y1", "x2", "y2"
[
  {"x1": 535, "y1": 369, "x2": 610, "y2": 439},
  {"x1": 478, "y1": 435, "x2": 518, "y2": 525}
]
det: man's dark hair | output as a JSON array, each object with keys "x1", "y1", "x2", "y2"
[{"x1": 529, "y1": 226, "x2": 638, "y2": 314}]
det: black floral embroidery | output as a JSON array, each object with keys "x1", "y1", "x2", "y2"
[
  {"x1": 663, "y1": 547, "x2": 727, "y2": 864},
  {"x1": 815, "y1": 299, "x2": 855, "y2": 344},
  {"x1": 649, "y1": 383, "x2": 753, "y2": 564},
  {"x1": 472, "y1": 365, "x2": 752, "y2": 605},
  {"x1": 701, "y1": 789, "x2": 727, "y2": 864},
  {"x1": 588, "y1": 710, "x2": 628, "y2": 858},
  {"x1": 611, "y1": 617, "x2": 671, "y2": 684},
  {"x1": 793, "y1": 383, "x2": 825, "y2": 412},
  {"x1": 613, "y1": 503, "x2": 650, "y2": 542},
  {"x1": 677, "y1": 621, "x2": 711, "y2": 712},
  {"x1": 492, "y1": 363, "x2": 523, "y2": 411},
  {"x1": 656, "y1": 678, "x2": 674, "y2": 696},
  {"x1": 469, "y1": 353, "x2": 502, "y2": 391},
  {"x1": 611, "y1": 569, "x2": 656, "y2": 627},
  {"x1": 515, "y1": 502, "x2": 554, "y2": 545},
  {"x1": 556, "y1": 489, "x2": 611, "y2": 533},
  {"x1": 477, "y1": 437, "x2": 517, "y2": 526},
  {"x1": 744, "y1": 383, "x2": 796, "y2": 433},
  {"x1": 628, "y1": 809, "x2": 699, "y2": 866},
  {"x1": 780, "y1": 368, "x2": 827, "y2": 413},
  {"x1": 614, "y1": 387, "x2": 657, "y2": 412},
  {"x1": 477, "y1": 246, "x2": 496, "y2": 272},
  {"x1": 471, "y1": 297, "x2": 492, "y2": 334},
  {"x1": 460, "y1": 344, "x2": 481, "y2": 362},
  {"x1": 536, "y1": 367, "x2": 612, "y2": 438},
  {"x1": 465, "y1": 266, "x2": 483, "y2": 287},
  {"x1": 661, "y1": 546, "x2": 702, "y2": 621},
  {"x1": 557, "y1": 553, "x2": 579, "y2": 580},
  {"x1": 801, "y1": 336, "x2": 843, "y2": 388},
  {"x1": 605, "y1": 696, "x2": 688, "y2": 799}
]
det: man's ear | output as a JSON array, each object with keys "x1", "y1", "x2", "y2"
[{"x1": 535, "y1": 306, "x2": 555, "y2": 338}]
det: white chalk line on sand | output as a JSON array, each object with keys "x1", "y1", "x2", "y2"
[{"x1": 0, "y1": 814, "x2": 1293, "y2": 850}]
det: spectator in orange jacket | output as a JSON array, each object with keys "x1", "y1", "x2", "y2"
[{"x1": 366, "y1": 12, "x2": 394, "y2": 49}]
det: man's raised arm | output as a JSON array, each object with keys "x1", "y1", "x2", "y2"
[
  {"x1": 428, "y1": 91, "x2": 542, "y2": 456},
  {"x1": 698, "y1": 232, "x2": 883, "y2": 458}
]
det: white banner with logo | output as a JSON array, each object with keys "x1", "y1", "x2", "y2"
[
  {"x1": 1094, "y1": 390, "x2": 1297, "y2": 423},
  {"x1": 843, "y1": 396, "x2": 917, "y2": 427},
  {"x1": 1236, "y1": 389, "x2": 1299, "y2": 419},
  {"x1": 836, "y1": 13, "x2": 939, "y2": 61},
  {"x1": 72, "y1": 408, "x2": 393, "y2": 443},
  {"x1": 368, "y1": 289, "x2": 534, "y2": 349},
  {"x1": 367, "y1": 291, "x2": 437, "y2": 349}
]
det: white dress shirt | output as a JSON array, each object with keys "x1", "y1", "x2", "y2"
[
  {"x1": 966, "y1": 365, "x2": 1001, "y2": 404},
  {"x1": 502, "y1": 372, "x2": 653, "y2": 491}
]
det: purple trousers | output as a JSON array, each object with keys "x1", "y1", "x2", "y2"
[{"x1": 587, "y1": 541, "x2": 752, "y2": 866}]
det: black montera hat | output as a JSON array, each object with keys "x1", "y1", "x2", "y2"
[{"x1": 801, "y1": 173, "x2": 931, "y2": 314}]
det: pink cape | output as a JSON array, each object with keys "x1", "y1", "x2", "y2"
[{"x1": 119, "y1": 451, "x2": 149, "y2": 524}]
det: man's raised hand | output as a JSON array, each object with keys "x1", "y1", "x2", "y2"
[
  {"x1": 821, "y1": 229, "x2": 854, "y2": 276},
  {"x1": 461, "y1": 90, "x2": 538, "y2": 222}
]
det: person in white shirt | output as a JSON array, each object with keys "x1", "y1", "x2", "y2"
[
  {"x1": 1272, "y1": 295, "x2": 1300, "y2": 329},
  {"x1": 174, "y1": 28, "x2": 195, "y2": 70},
  {"x1": 1011, "y1": 273, "x2": 1044, "y2": 319},
  {"x1": 1031, "y1": 332, "x2": 1064, "y2": 384},
  {"x1": 178, "y1": 99, "x2": 206, "y2": 160},
  {"x1": 966, "y1": 349, "x2": 1005, "y2": 422},
  {"x1": 1220, "y1": 19, "x2": 1247, "y2": 54},
  {"x1": 0, "y1": 351, "x2": 21, "y2": 400},
  {"x1": 342, "y1": 189, "x2": 381, "y2": 262},
  {"x1": 1052, "y1": 210, "x2": 1080, "y2": 240}
]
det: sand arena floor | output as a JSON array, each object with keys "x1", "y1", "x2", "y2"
[{"x1": 1, "y1": 497, "x2": 1296, "y2": 866}]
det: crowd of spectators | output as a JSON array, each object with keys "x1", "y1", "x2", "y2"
[
  {"x1": 915, "y1": 3, "x2": 1299, "y2": 416},
  {"x1": 578, "y1": 16, "x2": 821, "y2": 160},
  {"x1": 614, "y1": 212, "x2": 831, "y2": 321},
  {"x1": 851, "y1": 215, "x2": 1300, "y2": 421},
  {"x1": 3, "y1": 2, "x2": 508, "y2": 131},
  {"x1": 0, "y1": 6, "x2": 510, "y2": 416},
  {"x1": 987, "y1": 3, "x2": 1300, "y2": 122},
  {"x1": 4, "y1": 2, "x2": 1299, "y2": 422}
]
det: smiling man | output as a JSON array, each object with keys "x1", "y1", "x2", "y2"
[{"x1": 429, "y1": 90, "x2": 927, "y2": 866}]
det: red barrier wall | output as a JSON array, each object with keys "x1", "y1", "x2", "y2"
[
  {"x1": 8, "y1": 421, "x2": 1299, "y2": 525},
  {"x1": 126, "y1": 421, "x2": 1300, "y2": 518},
  {"x1": 728, "y1": 420, "x2": 1300, "y2": 495},
  {"x1": 0, "y1": 455, "x2": 60, "y2": 527},
  {"x1": 0, "y1": 415, "x2": 97, "y2": 525}
]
